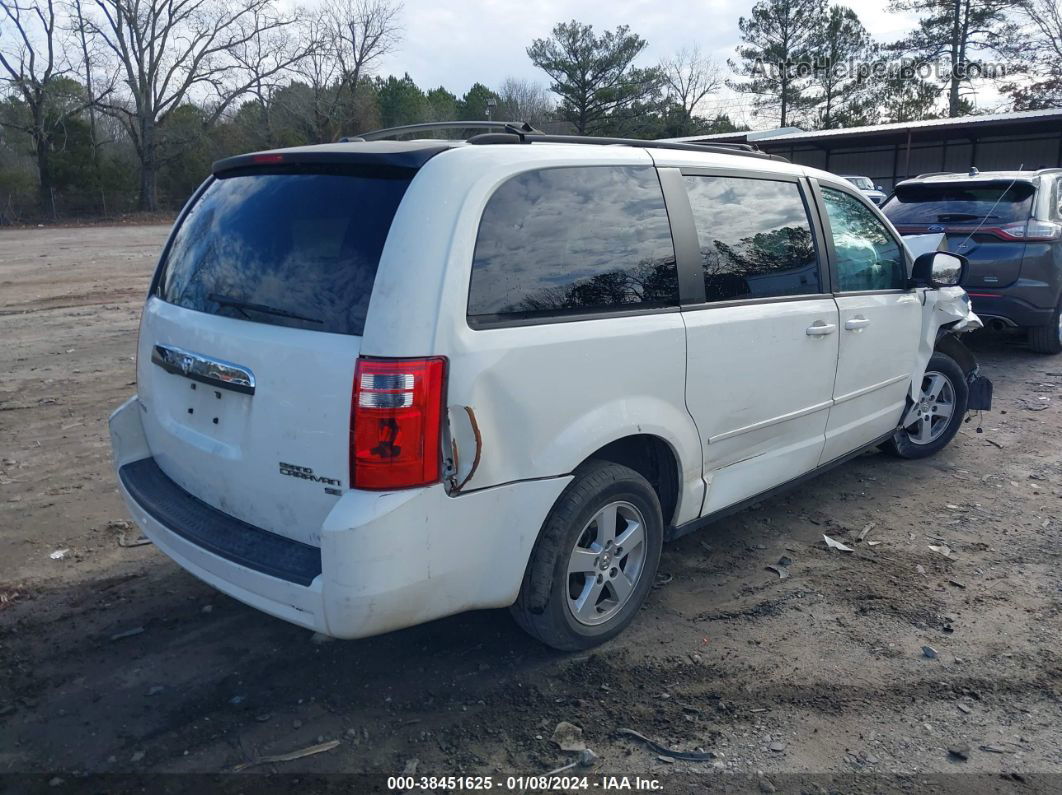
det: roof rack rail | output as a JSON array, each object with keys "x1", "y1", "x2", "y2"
[
  {"x1": 344, "y1": 121, "x2": 540, "y2": 142},
  {"x1": 465, "y1": 124, "x2": 787, "y2": 162},
  {"x1": 345, "y1": 120, "x2": 789, "y2": 162}
]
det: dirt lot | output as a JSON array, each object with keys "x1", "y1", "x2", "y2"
[{"x1": 1, "y1": 224, "x2": 1060, "y2": 791}]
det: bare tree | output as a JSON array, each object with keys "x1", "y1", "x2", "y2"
[
  {"x1": 83, "y1": 0, "x2": 302, "y2": 211},
  {"x1": 283, "y1": 9, "x2": 350, "y2": 142},
  {"x1": 325, "y1": 0, "x2": 402, "y2": 93},
  {"x1": 0, "y1": 0, "x2": 93, "y2": 213},
  {"x1": 1005, "y1": 0, "x2": 1062, "y2": 108},
  {"x1": 228, "y1": 7, "x2": 315, "y2": 147},
  {"x1": 495, "y1": 76, "x2": 553, "y2": 127},
  {"x1": 661, "y1": 46, "x2": 722, "y2": 125}
]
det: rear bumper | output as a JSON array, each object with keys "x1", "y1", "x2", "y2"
[
  {"x1": 109, "y1": 396, "x2": 570, "y2": 639},
  {"x1": 968, "y1": 291, "x2": 1057, "y2": 328}
]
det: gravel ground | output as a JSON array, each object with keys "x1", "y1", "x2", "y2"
[{"x1": 1, "y1": 224, "x2": 1060, "y2": 792}]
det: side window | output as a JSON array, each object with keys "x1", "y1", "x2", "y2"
[
  {"x1": 822, "y1": 188, "x2": 907, "y2": 291},
  {"x1": 683, "y1": 175, "x2": 820, "y2": 302},
  {"x1": 467, "y1": 166, "x2": 678, "y2": 320}
]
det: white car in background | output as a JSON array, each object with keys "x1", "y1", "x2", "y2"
[
  {"x1": 841, "y1": 174, "x2": 888, "y2": 205},
  {"x1": 110, "y1": 123, "x2": 991, "y2": 651}
]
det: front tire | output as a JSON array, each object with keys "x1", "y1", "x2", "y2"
[
  {"x1": 511, "y1": 460, "x2": 663, "y2": 651},
  {"x1": 1027, "y1": 299, "x2": 1062, "y2": 355},
  {"x1": 884, "y1": 351, "x2": 968, "y2": 459}
]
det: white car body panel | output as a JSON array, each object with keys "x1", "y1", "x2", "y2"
[
  {"x1": 110, "y1": 142, "x2": 984, "y2": 640},
  {"x1": 682, "y1": 298, "x2": 839, "y2": 516},
  {"x1": 136, "y1": 297, "x2": 356, "y2": 546},
  {"x1": 821, "y1": 292, "x2": 923, "y2": 462}
]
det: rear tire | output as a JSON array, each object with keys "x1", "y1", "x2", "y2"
[
  {"x1": 1027, "y1": 300, "x2": 1062, "y2": 355},
  {"x1": 884, "y1": 352, "x2": 968, "y2": 459},
  {"x1": 510, "y1": 460, "x2": 663, "y2": 651}
]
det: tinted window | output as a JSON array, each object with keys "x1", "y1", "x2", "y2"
[
  {"x1": 467, "y1": 166, "x2": 678, "y2": 319},
  {"x1": 157, "y1": 168, "x2": 411, "y2": 336},
  {"x1": 822, "y1": 188, "x2": 906, "y2": 291},
  {"x1": 882, "y1": 181, "x2": 1035, "y2": 225},
  {"x1": 684, "y1": 175, "x2": 820, "y2": 302}
]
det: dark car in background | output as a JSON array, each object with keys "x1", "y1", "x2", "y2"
[{"x1": 883, "y1": 168, "x2": 1062, "y2": 354}]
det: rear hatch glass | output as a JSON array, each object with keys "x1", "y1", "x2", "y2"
[
  {"x1": 156, "y1": 166, "x2": 412, "y2": 335},
  {"x1": 883, "y1": 180, "x2": 1036, "y2": 289},
  {"x1": 882, "y1": 181, "x2": 1035, "y2": 225}
]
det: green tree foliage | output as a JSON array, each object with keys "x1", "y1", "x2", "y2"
[
  {"x1": 887, "y1": 0, "x2": 1018, "y2": 117},
  {"x1": 375, "y1": 73, "x2": 427, "y2": 128},
  {"x1": 527, "y1": 20, "x2": 662, "y2": 135},
  {"x1": 729, "y1": 0, "x2": 827, "y2": 127},
  {"x1": 877, "y1": 71, "x2": 942, "y2": 122},
  {"x1": 805, "y1": 6, "x2": 876, "y2": 129},
  {"x1": 457, "y1": 83, "x2": 500, "y2": 120},
  {"x1": 425, "y1": 87, "x2": 458, "y2": 121}
]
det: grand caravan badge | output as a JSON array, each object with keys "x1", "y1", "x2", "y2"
[{"x1": 279, "y1": 462, "x2": 343, "y2": 495}]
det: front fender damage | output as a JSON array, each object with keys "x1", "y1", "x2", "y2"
[{"x1": 910, "y1": 286, "x2": 992, "y2": 412}]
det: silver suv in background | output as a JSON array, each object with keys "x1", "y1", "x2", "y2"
[
  {"x1": 841, "y1": 175, "x2": 887, "y2": 206},
  {"x1": 883, "y1": 168, "x2": 1062, "y2": 354}
]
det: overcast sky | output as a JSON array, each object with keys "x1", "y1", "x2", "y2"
[{"x1": 370, "y1": 0, "x2": 953, "y2": 128}]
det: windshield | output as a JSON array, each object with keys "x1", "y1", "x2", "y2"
[
  {"x1": 156, "y1": 167, "x2": 412, "y2": 336},
  {"x1": 882, "y1": 181, "x2": 1036, "y2": 225},
  {"x1": 845, "y1": 176, "x2": 874, "y2": 191}
]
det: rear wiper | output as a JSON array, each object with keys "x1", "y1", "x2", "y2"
[{"x1": 208, "y1": 293, "x2": 323, "y2": 325}]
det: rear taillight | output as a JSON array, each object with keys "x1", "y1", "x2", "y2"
[
  {"x1": 993, "y1": 221, "x2": 1062, "y2": 241},
  {"x1": 350, "y1": 357, "x2": 447, "y2": 490}
]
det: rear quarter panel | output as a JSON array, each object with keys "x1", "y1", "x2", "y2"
[{"x1": 363, "y1": 146, "x2": 705, "y2": 525}]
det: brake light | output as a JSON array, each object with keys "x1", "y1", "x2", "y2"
[
  {"x1": 251, "y1": 153, "x2": 285, "y2": 165},
  {"x1": 350, "y1": 357, "x2": 447, "y2": 490},
  {"x1": 992, "y1": 221, "x2": 1062, "y2": 241}
]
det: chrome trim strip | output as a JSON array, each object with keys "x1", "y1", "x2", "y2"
[
  {"x1": 708, "y1": 400, "x2": 833, "y2": 444},
  {"x1": 150, "y1": 344, "x2": 256, "y2": 395},
  {"x1": 833, "y1": 373, "x2": 909, "y2": 406}
]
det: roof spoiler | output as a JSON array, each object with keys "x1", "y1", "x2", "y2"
[{"x1": 212, "y1": 145, "x2": 451, "y2": 176}]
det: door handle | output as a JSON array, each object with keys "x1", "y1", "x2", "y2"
[
  {"x1": 845, "y1": 316, "x2": 871, "y2": 331},
  {"x1": 806, "y1": 321, "x2": 837, "y2": 336}
]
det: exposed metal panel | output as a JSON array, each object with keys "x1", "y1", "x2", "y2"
[
  {"x1": 828, "y1": 148, "x2": 893, "y2": 179},
  {"x1": 746, "y1": 108, "x2": 1062, "y2": 145},
  {"x1": 975, "y1": 135, "x2": 1059, "y2": 170},
  {"x1": 943, "y1": 142, "x2": 974, "y2": 172}
]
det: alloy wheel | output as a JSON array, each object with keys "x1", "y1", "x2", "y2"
[
  {"x1": 904, "y1": 370, "x2": 955, "y2": 445},
  {"x1": 565, "y1": 501, "x2": 647, "y2": 626}
]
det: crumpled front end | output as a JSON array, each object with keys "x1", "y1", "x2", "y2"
[{"x1": 910, "y1": 286, "x2": 992, "y2": 411}]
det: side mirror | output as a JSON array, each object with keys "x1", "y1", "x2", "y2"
[{"x1": 910, "y1": 251, "x2": 967, "y2": 288}]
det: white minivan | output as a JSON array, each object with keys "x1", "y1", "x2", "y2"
[{"x1": 110, "y1": 123, "x2": 991, "y2": 650}]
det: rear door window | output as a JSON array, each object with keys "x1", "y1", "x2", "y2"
[
  {"x1": 157, "y1": 167, "x2": 412, "y2": 336},
  {"x1": 882, "y1": 181, "x2": 1036, "y2": 225},
  {"x1": 683, "y1": 175, "x2": 821, "y2": 302},
  {"x1": 467, "y1": 166, "x2": 678, "y2": 322}
]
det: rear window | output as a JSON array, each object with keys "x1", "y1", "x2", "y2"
[
  {"x1": 882, "y1": 181, "x2": 1035, "y2": 225},
  {"x1": 156, "y1": 167, "x2": 412, "y2": 336},
  {"x1": 467, "y1": 166, "x2": 678, "y2": 322}
]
